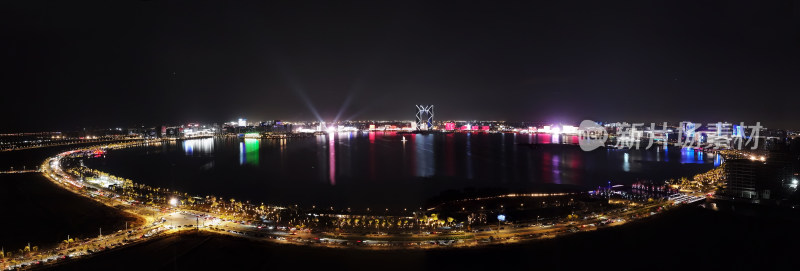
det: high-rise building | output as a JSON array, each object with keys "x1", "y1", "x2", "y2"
[
  {"x1": 415, "y1": 105, "x2": 434, "y2": 130},
  {"x1": 723, "y1": 153, "x2": 795, "y2": 201},
  {"x1": 724, "y1": 159, "x2": 761, "y2": 199}
]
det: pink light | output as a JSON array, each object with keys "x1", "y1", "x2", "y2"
[
  {"x1": 445, "y1": 123, "x2": 456, "y2": 130},
  {"x1": 481, "y1": 126, "x2": 490, "y2": 131},
  {"x1": 329, "y1": 133, "x2": 336, "y2": 185}
]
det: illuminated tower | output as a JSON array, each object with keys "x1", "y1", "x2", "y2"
[{"x1": 415, "y1": 105, "x2": 434, "y2": 130}]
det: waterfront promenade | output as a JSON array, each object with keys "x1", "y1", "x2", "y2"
[{"x1": 1, "y1": 140, "x2": 713, "y2": 270}]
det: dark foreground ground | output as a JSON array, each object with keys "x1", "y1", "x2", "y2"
[
  {"x1": 0, "y1": 173, "x2": 142, "y2": 250},
  {"x1": 46, "y1": 205, "x2": 800, "y2": 271}
]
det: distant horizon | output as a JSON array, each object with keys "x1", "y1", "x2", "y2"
[{"x1": 2, "y1": 117, "x2": 796, "y2": 134}]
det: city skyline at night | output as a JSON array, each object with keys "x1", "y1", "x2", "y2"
[{"x1": 2, "y1": 1, "x2": 799, "y2": 270}]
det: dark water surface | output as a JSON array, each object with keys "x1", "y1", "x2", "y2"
[
  {"x1": 84, "y1": 133, "x2": 720, "y2": 208},
  {"x1": 0, "y1": 173, "x2": 139, "y2": 250},
  {"x1": 0, "y1": 142, "x2": 108, "y2": 169}
]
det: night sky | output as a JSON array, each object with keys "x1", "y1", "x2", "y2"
[{"x1": 2, "y1": 1, "x2": 798, "y2": 132}]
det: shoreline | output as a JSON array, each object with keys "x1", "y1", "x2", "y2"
[{"x1": 2, "y1": 139, "x2": 723, "y2": 269}]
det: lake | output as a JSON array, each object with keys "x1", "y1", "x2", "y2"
[{"x1": 83, "y1": 132, "x2": 719, "y2": 209}]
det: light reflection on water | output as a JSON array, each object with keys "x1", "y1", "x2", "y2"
[
  {"x1": 239, "y1": 139, "x2": 259, "y2": 166},
  {"x1": 183, "y1": 138, "x2": 214, "y2": 156},
  {"x1": 226, "y1": 134, "x2": 718, "y2": 185},
  {"x1": 623, "y1": 153, "x2": 630, "y2": 172},
  {"x1": 465, "y1": 133, "x2": 473, "y2": 179},
  {"x1": 552, "y1": 154, "x2": 561, "y2": 184},
  {"x1": 414, "y1": 134, "x2": 435, "y2": 178},
  {"x1": 680, "y1": 147, "x2": 707, "y2": 164},
  {"x1": 91, "y1": 133, "x2": 719, "y2": 208},
  {"x1": 329, "y1": 133, "x2": 336, "y2": 185}
]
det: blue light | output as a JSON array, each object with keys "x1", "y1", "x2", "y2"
[
  {"x1": 685, "y1": 122, "x2": 696, "y2": 137},
  {"x1": 497, "y1": 214, "x2": 506, "y2": 222}
]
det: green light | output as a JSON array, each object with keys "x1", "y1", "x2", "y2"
[{"x1": 244, "y1": 138, "x2": 259, "y2": 165}]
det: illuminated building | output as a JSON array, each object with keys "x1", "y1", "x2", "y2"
[
  {"x1": 732, "y1": 124, "x2": 745, "y2": 138},
  {"x1": 561, "y1": 125, "x2": 577, "y2": 134},
  {"x1": 723, "y1": 159, "x2": 761, "y2": 199},
  {"x1": 415, "y1": 105, "x2": 434, "y2": 130},
  {"x1": 723, "y1": 154, "x2": 794, "y2": 201},
  {"x1": 445, "y1": 122, "x2": 456, "y2": 130},
  {"x1": 679, "y1": 121, "x2": 697, "y2": 141},
  {"x1": 710, "y1": 122, "x2": 733, "y2": 138},
  {"x1": 707, "y1": 122, "x2": 733, "y2": 146}
]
